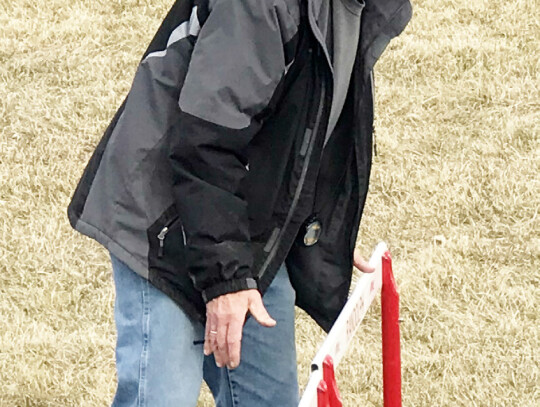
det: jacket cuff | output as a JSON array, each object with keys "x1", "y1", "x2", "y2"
[{"x1": 202, "y1": 278, "x2": 258, "y2": 303}]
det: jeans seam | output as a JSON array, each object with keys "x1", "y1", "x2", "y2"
[
  {"x1": 138, "y1": 279, "x2": 150, "y2": 407},
  {"x1": 225, "y1": 367, "x2": 239, "y2": 407}
]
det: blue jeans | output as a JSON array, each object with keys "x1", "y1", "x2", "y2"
[{"x1": 109, "y1": 253, "x2": 299, "y2": 407}]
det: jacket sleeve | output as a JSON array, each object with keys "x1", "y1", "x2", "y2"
[{"x1": 167, "y1": 0, "x2": 298, "y2": 303}]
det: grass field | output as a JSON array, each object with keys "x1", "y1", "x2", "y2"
[{"x1": 1, "y1": 0, "x2": 538, "y2": 405}]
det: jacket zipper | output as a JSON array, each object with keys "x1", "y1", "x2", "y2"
[
  {"x1": 257, "y1": 64, "x2": 327, "y2": 279},
  {"x1": 257, "y1": 6, "x2": 334, "y2": 280},
  {"x1": 157, "y1": 215, "x2": 186, "y2": 258}
]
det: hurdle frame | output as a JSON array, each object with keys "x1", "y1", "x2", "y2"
[{"x1": 298, "y1": 242, "x2": 401, "y2": 407}]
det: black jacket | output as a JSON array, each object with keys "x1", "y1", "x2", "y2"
[{"x1": 67, "y1": 0, "x2": 412, "y2": 332}]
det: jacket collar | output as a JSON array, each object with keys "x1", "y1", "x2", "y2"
[
  {"x1": 360, "y1": 0, "x2": 413, "y2": 71},
  {"x1": 307, "y1": 0, "x2": 412, "y2": 72}
]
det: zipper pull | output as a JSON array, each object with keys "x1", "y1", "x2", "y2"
[{"x1": 157, "y1": 226, "x2": 169, "y2": 258}]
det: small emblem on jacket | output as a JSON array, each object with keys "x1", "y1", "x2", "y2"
[{"x1": 303, "y1": 217, "x2": 322, "y2": 246}]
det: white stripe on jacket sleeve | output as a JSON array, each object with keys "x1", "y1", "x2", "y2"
[{"x1": 143, "y1": 6, "x2": 201, "y2": 62}]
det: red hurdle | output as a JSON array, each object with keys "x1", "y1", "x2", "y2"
[
  {"x1": 298, "y1": 243, "x2": 402, "y2": 407},
  {"x1": 381, "y1": 252, "x2": 401, "y2": 407}
]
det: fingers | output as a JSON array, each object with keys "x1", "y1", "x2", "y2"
[
  {"x1": 205, "y1": 304, "x2": 229, "y2": 367},
  {"x1": 226, "y1": 318, "x2": 243, "y2": 369},
  {"x1": 204, "y1": 289, "x2": 276, "y2": 369},
  {"x1": 354, "y1": 249, "x2": 375, "y2": 273},
  {"x1": 204, "y1": 311, "x2": 218, "y2": 356},
  {"x1": 248, "y1": 295, "x2": 276, "y2": 327},
  {"x1": 213, "y1": 323, "x2": 228, "y2": 368},
  {"x1": 207, "y1": 315, "x2": 243, "y2": 369}
]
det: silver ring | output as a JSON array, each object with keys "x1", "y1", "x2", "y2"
[{"x1": 209, "y1": 330, "x2": 218, "y2": 335}]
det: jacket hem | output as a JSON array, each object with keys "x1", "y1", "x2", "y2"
[
  {"x1": 296, "y1": 299, "x2": 337, "y2": 333},
  {"x1": 72, "y1": 217, "x2": 149, "y2": 279},
  {"x1": 72, "y1": 216, "x2": 207, "y2": 326},
  {"x1": 149, "y1": 272, "x2": 206, "y2": 327}
]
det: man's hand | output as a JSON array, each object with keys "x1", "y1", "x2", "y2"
[
  {"x1": 353, "y1": 248, "x2": 376, "y2": 273},
  {"x1": 204, "y1": 289, "x2": 276, "y2": 369}
]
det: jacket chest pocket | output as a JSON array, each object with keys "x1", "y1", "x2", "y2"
[{"x1": 147, "y1": 204, "x2": 187, "y2": 265}]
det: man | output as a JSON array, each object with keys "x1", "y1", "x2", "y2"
[{"x1": 67, "y1": 0, "x2": 411, "y2": 405}]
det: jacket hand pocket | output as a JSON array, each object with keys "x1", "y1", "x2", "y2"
[
  {"x1": 156, "y1": 214, "x2": 186, "y2": 258},
  {"x1": 148, "y1": 204, "x2": 187, "y2": 265}
]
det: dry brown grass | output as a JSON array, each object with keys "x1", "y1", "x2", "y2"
[{"x1": 1, "y1": 0, "x2": 538, "y2": 405}]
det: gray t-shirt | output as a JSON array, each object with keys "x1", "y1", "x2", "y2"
[
  {"x1": 317, "y1": 0, "x2": 333, "y2": 63},
  {"x1": 323, "y1": 0, "x2": 364, "y2": 146}
]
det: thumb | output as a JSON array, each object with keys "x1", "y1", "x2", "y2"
[
  {"x1": 248, "y1": 294, "x2": 276, "y2": 327},
  {"x1": 354, "y1": 249, "x2": 375, "y2": 273}
]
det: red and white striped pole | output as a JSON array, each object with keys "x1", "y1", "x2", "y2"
[{"x1": 381, "y1": 252, "x2": 402, "y2": 407}]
